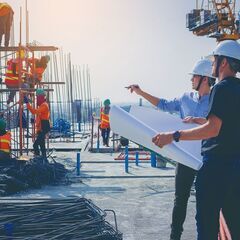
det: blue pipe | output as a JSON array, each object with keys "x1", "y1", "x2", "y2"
[
  {"x1": 151, "y1": 152, "x2": 156, "y2": 168},
  {"x1": 135, "y1": 151, "x2": 139, "y2": 166},
  {"x1": 125, "y1": 146, "x2": 129, "y2": 173},
  {"x1": 77, "y1": 152, "x2": 80, "y2": 176}
]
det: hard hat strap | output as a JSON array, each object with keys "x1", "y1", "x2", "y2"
[
  {"x1": 196, "y1": 76, "x2": 204, "y2": 91},
  {"x1": 215, "y1": 56, "x2": 224, "y2": 78}
]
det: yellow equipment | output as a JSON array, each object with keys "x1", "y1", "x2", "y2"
[{"x1": 186, "y1": 0, "x2": 240, "y2": 41}]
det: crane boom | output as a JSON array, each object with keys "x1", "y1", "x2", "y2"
[{"x1": 187, "y1": 0, "x2": 240, "y2": 41}]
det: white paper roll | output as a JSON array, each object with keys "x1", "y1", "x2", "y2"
[
  {"x1": 110, "y1": 105, "x2": 203, "y2": 170},
  {"x1": 129, "y1": 105, "x2": 202, "y2": 161}
]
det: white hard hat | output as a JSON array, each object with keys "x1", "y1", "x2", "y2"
[
  {"x1": 189, "y1": 58, "x2": 215, "y2": 78},
  {"x1": 212, "y1": 40, "x2": 240, "y2": 61}
]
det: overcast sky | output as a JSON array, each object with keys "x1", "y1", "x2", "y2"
[{"x1": 7, "y1": 0, "x2": 220, "y2": 103}]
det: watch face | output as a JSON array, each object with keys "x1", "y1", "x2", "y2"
[{"x1": 173, "y1": 131, "x2": 180, "y2": 142}]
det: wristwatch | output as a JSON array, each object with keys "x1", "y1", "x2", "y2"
[{"x1": 173, "y1": 131, "x2": 181, "y2": 142}]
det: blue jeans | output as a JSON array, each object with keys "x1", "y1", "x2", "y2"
[{"x1": 195, "y1": 154, "x2": 240, "y2": 240}]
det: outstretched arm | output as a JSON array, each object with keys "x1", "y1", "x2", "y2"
[
  {"x1": 26, "y1": 103, "x2": 47, "y2": 115},
  {"x1": 126, "y1": 84, "x2": 160, "y2": 107}
]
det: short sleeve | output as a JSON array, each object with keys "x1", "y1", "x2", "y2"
[{"x1": 207, "y1": 84, "x2": 229, "y2": 120}]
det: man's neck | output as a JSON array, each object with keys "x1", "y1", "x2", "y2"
[
  {"x1": 198, "y1": 87, "x2": 210, "y2": 98},
  {"x1": 218, "y1": 72, "x2": 236, "y2": 81}
]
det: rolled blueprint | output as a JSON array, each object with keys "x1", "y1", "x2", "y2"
[
  {"x1": 129, "y1": 105, "x2": 202, "y2": 161},
  {"x1": 110, "y1": 105, "x2": 203, "y2": 170}
]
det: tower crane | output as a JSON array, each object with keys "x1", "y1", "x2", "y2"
[{"x1": 186, "y1": 0, "x2": 240, "y2": 41}]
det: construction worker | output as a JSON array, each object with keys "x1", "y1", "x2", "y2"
[
  {"x1": 5, "y1": 57, "x2": 29, "y2": 104},
  {"x1": 128, "y1": 58, "x2": 215, "y2": 240},
  {"x1": 0, "y1": 118, "x2": 11, "y2": 164},
  {"x1": 27, "y1": 55, "x2": 50, "y2": 85},
  {"x1": 24, "y1": 89, "x2": 50, "y2": 158},
  {"x1": 5, "y1": 58, "x2": 20, "y2": 104},
  {"x1": 0, "y1": 2, "x2": 13, "y2": 47},
  {"x1": 152, "y1": 40, "x2": 240, "y2": 240},
  {"x1": 100, "y1": 99, "x2": 111, "y2": 147}
]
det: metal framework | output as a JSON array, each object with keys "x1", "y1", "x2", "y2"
[
  {"x1": 187, "y1": 0, "x2": 240, "y2": 41},
  {"x1": 0, "y1": 45, "x2": 58, "y2": 156}
]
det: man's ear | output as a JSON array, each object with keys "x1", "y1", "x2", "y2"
[
  {"x1": 221, "y1": 57, "x2": 228, "y2": 68},
  {"x1": 203, "y1": 76, "x2": 208, "y2": 83}
]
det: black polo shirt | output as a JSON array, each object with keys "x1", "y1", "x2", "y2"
[{"x1": 201, "y1": 76, "x2": 240, "y2": 156}]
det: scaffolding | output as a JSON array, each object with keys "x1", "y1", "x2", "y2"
[{"x1": 0, "y1": 45, "x2": 58, "y2": 157}]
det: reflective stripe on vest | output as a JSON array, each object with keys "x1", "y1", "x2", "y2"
[
  {"x1": 5, "y1": 60, "x2": 19, "y2": 86},
  {"x1": 100, "y1": 108, "x2": 110, "y2": 129},
  {"x1": 0, "y1": 132, "x2": 11, "y2": 154}
]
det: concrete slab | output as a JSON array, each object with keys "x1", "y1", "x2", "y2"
[{"x1": 10, "y1": 151, "x2": 197, "y2": 240}]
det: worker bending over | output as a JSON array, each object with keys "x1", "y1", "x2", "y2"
[
  {"x1": 27, "y1": 55, "x2": 50, "y2": 85},
  {"x1": 4, "y1": 55, "x2": 50, "y2": 104}
]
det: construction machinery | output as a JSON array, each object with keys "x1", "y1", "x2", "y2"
[{"x1": 186, "y1": 0, "x2": 240, "y2": 41}]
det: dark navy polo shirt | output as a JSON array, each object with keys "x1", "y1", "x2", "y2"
[{"x1": 201, "y1": 77, "x2": 240, "y2": 156}]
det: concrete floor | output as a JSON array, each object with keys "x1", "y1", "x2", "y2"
[{"x1": 14, "y1": 151, "x2": 197, "y2": 240}]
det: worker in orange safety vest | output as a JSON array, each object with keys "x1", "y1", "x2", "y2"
[
  {"x1": 0, "y1": 118, "x2": 11, "y2": 164},
  {"x1": 27, "y1": 55, "x2": 50, "y2": 85},
  {"x1": 100, "y1": 99, "x2": 111, "y2": 147},
  {"x1": 24, "y1": 89, "x2": 51, "y2": 158},
  {"x1": 5, "y1": 58, "x2": 20, "y2": 104},
  {"x1": 4, "y1": 57, "x2": 29, "y2": 104},
  {"x1": 0, "y1": 2, "x2": 13, "y2": 47}
]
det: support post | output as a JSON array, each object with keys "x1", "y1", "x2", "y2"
[
  {"x1": 135, "y1": 151, "x2": 139, "y2": 166},
  {"x1": 151, "y1": 152, "x2": 156, "y2": 168},
  {"x1": 77, "y1": 152, "x2": 80, "y2": 176},
  {"x1": 125, "y1": 146, "x2": 129, "y2": 173}
]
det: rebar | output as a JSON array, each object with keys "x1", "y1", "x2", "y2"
[{"x1": 0, "y1": 197, "x2": 123, "y2": 240}]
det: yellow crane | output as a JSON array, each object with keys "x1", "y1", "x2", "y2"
[{"x1": 186, "y1": 0, "x2": 240, "y2": 41}]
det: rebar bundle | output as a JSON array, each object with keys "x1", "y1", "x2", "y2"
[
  {"x1": 0, "y1": 197, "x2": 123, "y2": 240},
  {"x1": 0, "y1": 157, "x2": 68, "y2": 196}
]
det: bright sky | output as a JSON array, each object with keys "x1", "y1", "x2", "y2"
[{"x1": 7, "y1": 0, "x2": 219, "y2": 103}]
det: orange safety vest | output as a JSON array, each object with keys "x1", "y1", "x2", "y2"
[
  {"x1": 0, "y1": 131, "x2": 11, "y2": 154},
  {"x1": 100, "y1": 107, "x2": 110, "y2": 129},
  {"x1": 28, "y1": 58, "x2": 46, "y2": 82},
  {"x1": 27, "y1": 102, "x2": 50, "y2": 132},
  {"x1": 5, "y1": 59, "x2": 19, "y2": 87},
  {"x1": 34, "y1": 67, "x2": 45, "y2": 81}
]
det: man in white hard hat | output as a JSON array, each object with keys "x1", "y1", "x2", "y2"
[
  {"x1": 127, "y1": 58, "x2": 215, "y2": 240},
  {"x1": 152, "y1": 40, "x2": 240, "y2": 240}
]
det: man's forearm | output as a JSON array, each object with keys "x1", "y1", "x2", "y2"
[
  {"x1": 180, "y1": 118, "x2": 220, "y2": 140},
  {"x1": 193, "y1": 117, "x2": 207, "y2": 125},
  {"x1": 139, "y1": 90, "x2": 160, "y2": 106}
]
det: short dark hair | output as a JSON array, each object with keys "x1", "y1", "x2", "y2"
[
  {"x1": 226, "y1": 57, "x2": 240, "y2": 73},
  {"x1": 208, "y1": 77, "x2": 216, "y2": 87}
]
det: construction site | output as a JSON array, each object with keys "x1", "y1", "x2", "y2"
[{"x1": 0, "y1": 0, "x2": 239, "y2": 239}]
